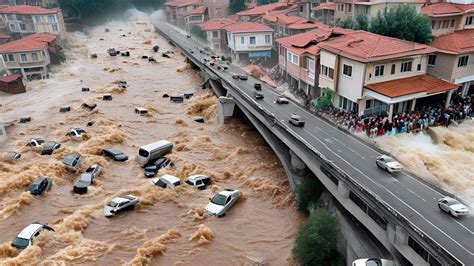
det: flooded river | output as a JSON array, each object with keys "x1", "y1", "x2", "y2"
[{"x1": 0, "y1": 9, "x2": 302, "y2": 265}]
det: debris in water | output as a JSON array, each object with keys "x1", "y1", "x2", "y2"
[{"x1": 189, "y1": 224, "x2": 214, "y2": 245}]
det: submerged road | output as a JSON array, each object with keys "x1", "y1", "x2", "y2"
[{"x1": 153, "y1": 20, "x2": 473, "y2": 265}]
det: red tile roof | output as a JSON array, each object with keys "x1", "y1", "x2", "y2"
[
  {"x1": 421, "y1": 2, "x2": 474, "y2": 16},
  {"x1": 312, "y1": 2, "x2": 336, "y2": 11},
  {"x1": 430, "y1": 29, "x2": 474, "y2": 54},
  {"x1": 224, "y1": 22, "x2": 273, "y2": 33},
  {"x1": 263, "y1": 14, "x2": 305, "y2": 25},
  {"x1": 184, "y1": 6, "x2": 207, "y2": 17},
  {"x1": 0, "y1": 74, "x2": 21, "y2": 83},
  {"x1": 288, "y1": 21, "x2": 323, "y2": 30},
  {"x1": 237, "y1": 2, "x2": 289, "y2": 16},
  {"x1": 0, "y1": 33, "x2": 57, "y2": 53},
  {"x1": 199, "y1": 18, "x2": 236, "y2": 31},
  {"x1": 0, "y1": 33, "x2": 10, "y2": 39},
  {"x1": 165, "y1": 0, "x2": 202, "y2": 7},
  {"x1": 318, "y1": 31, "x2": 437, "y2": 63},
  {"x1": 0, "y1": 5, "x2": 59, "y2": 14},
  {"x1": 366, "y1": 75, "x2": 459, "y2": 98}
]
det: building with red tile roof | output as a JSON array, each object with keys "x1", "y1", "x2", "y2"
[
  {"x1": 183, "y1": 6, "x2": 208, "y2": 32},
  {"x1": 198, "y1": 18, "x2": 236, "y2": 53},
  {"x1": 225, "y1": 22, "x2": 274, "y2": 62},
  {"x1": 427, "y1": 29, "x2": 474, "y2": 96},
  {"x1": 312, "y1": 2, "x2": 336, "y2": 25},
  {"x1": 421, "y1": 2, "x2": 474, "y2": 37},
  {"x1": 236, "y1": 2, "x2": 295, "y2": 22},
  {"x1": 0, "y1": 73, "x2": 25, "y2": 94},
  {"x1": 262, "y1": 14, "x2": 307, "y2": 39},
  {"x1": 0, "y1": 33, "x2": 57, "y2": 80},
  {"x1": 0, "y1": 5, "x2": 66, "y2": 40},
  {"x1": 165, "y1": 0, "x2": 204, "y2": 27},
  {"x1": 224, "y1": 21, "x2": 273, "y2": 33}
]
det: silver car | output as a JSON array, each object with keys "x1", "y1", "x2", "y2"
[
  {"x1": 438, "y1": 196, "x2": 469, "y2": 217},
  {"x1": 103, "y1": 195, "x2": 139, "y2": 217},
  {"x1": 376, "y1": 155, "x2": 403, "y2": 173},
  {"x1": 204, "y1": 189, "x2": 240, "y2": 217},
  {"x1": 73, "y1": 164, "x2": 101, "y2": 194}
]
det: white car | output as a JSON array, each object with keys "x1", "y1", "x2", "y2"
[
  {"x1": 375, "y1": 155, "x2": 403, "y2": 173},
  {"x1": 103, "y1": 195, "x2": 139, "y2": 217},
  {"x1": 276, "y1": 96, "x2": 289, "y2": 104},
  {"x1": 27, "y1": 138, "x2": 45, "y2": 151},
  {"x1": 185, "y1": 175, "x2": 211, "y2": 190},
  {"x1": 152, "y1": 174, "x2": 181, "y2": 189},
  {"x1": 352, "y1": 258, "x2": 396, "y2": 266},
  {"x1": 205, "y1": 189, "x2": 240, "y2": 217},
  {"x1": 438, "y1": 196, "x2": 469, "y2": 217},
  {"x1": 66, "y1": 128, "x2": 86, "y2": 140},
  {"x1": 11, "y1": 222, "x2": 54, "y2": 249}
]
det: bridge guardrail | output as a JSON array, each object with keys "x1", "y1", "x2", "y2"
[{"x1": 154, "y1": 22, "x2": 463, "y2": 266}]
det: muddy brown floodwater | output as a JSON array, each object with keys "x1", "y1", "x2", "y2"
[{"x1": 0, "y1": 10, "x2": 303, "y2": 265}]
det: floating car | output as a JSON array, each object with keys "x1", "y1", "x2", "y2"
[
  {"x1": 81, "y1": 103, "x2": 96, "y2": 110},
  {"x1": 41, "y1": 141, "x2": 61, "y2": 155},
  {"x1": 375, "y1": 155, "x2": 403, "y2": 173},
  {"x1": 66, "y1": 128, "x2": 86, "y2": 141},
  {"x1": 276, "y1": 96, "x2": 289, "y2": 104},
  {"x1": 135, "y1": 107, "x2": 148, "y2": 115},
  {"x1": 254, "y1": 92, "x2": 264, "y2": 100},
  {"x1": 27, "y1": 177, "x2": 52, "y2": 196},
  {"x1": 103, "y1": 195, "x2": 139, "y2": 217},
  {"x1": 4, "y1": 151, "x2": 21, "y2": 161},
  {"x1": 151, "y1": 174, "x2": 181, "y2": 189},
  {"x1": 102, "y1": 94, "x2": 113, "y2": 101},
  {"x1": 144, "y1": 157, "x2": 172, "y2": 178},
  {"x1": 205, "y1": 189, "x2": 241, "y2": 217},
  {"x1": 289, "y1": 114, "x2": 305, "y2": 127},
  {"x1": 62, "y1": 152, "x2": 82, "y2": 172},
  {"x1": 73, "y1": 164, "x2": 101, "y2": 194},
  {"x1": 254, "y1": 83, "x2": 261, "y2": 90},
  {"x1": 101, "y1": 148, "x2": 128, "y2": 162},
  {"x1": 27, "y1": 138, "x2": 45, "y2": 151},
  {"x1": 11, "y1": 222, "x2": 54, "y2": 249},
  {"x1": 185, "y1": 175, "x2": 211, "y2": 190},
  {"x1": 239, "y1": 74, "x2": 248, "y2": 80},
  {"x1": 438, "y1": 196, "x2": 470, "y2": 217}
]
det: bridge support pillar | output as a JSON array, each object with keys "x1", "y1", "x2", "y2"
[
  {"x1": 337, "y1": 181, "x2": 350, "y2": 198},
  {"x1": 217, "y1": 96, "x2": 235, "y2": 124},
  {"x1": 289, "y1": 150, "x2": 306, "y2": 175}
]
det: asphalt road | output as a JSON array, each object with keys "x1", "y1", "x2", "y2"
[{"x1": 153, "y1": 21, "x2": 474, "y2": 265}]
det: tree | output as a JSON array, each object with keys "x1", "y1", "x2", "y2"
[
  {"x1": 293, "y1": 208, "x2": 342, "y2": 266},
  {"x1": 296, "y1": 175, "x2": 324, "y2": 213},
  {"x1": 370, "y1": 5, "x2": 432, "y2": 44},
  {"x1": 311, "y1": 87, "x2": 333, "y2": 111},
  {"x1": 337, "y1": 17, "x2": 356, "y2": 29},
  {"x1": 354, "y1": 13, "x2": 369, "y2": 31},
  {"x1": 229, "y1": 0, "x2": 246, "y2": 14},
  {"x1": 257, "y1": 0, "x2": 279, "y2": 5},
  {"x1": 190, "y1": 25, "x2": 206, "y2": 40}
]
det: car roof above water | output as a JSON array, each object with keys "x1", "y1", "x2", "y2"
[
  {"x1": 140, "y1": 140, "x2": 172, "y2": 151},
  {"x1": 17, "y1": 223, "x2": 44, "y2": 239}
]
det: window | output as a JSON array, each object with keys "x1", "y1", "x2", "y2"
[
  {"x1": 212, "y1": 31, "x2": 218, "y2": 38},
  {"x1": 337, "y1": 4, "x2": 343, "y2": 12},
  {"x1": 16, "y1": 14, "x2": 23, "y2": 21},
  {"x1": 450, "y1": 19, "x2": 455, "y2": 28},
  {"x1": 6, "y1": 14, "x2": 12, "y2": 21},
  {"x1": 308, "y1": 58, "x2": 315, "y2": 76},
  {"x1": 52, "y1": 24, "x2": 58, "y2": 32},
  {"x1": 342, "y1": 64, "x2": 352, "y2": 77},
  {"x1": 8, "y1": 54, "x2": 14, "y2": 61},
  {"x1": 265, "y1": 34, "x2": 271, "y2": 44},
  {"x1": 321, "y1": 65, "x2": 334, "y2": 79},
  {"x1": 48, "y1": 15, "x2": 56, "y2": 23},
  {"x1": 42, "y1": 51, "x2": 46, "y2": 57},
  {"x1": 346, "y1": 4, "x2": 352, "y2": 13},
  {"x1": 299, "y1": 5, "x2": 304, "y2": 13},
  {"x1": 458, "y1": 55, "x2": 469, "y2": 67},
  {"x1": 34, "y1": 16, "x2": 40, "y2": 23},
  {"x1": 249, "y1": 36, "x2": 256, "y2": 45},
  {"x1": 9, "y1": 24, "x2": 15, "y2": 31},
  {"x1": 428, "y1": 54, "x2": 436, "y2": 66},
  {"x1": 241, "y1": 36, "x2": 244, "y2": 44},
  {"x1": 374, "y1": 65, "x2": 385, "y2": 77},
  {"x1": 431, "y1": 20, "x2": 435, "y2": 29},
  {"x1": 20, "y1": 24, "x2": 26, "y2": 31},
  {"x1": 21, "y1": 54, "x2": 27, "y2": 62},
  {"x1": 32, "y1": 53, "x2": 38, "y2": 61},
  {"x1": 466, "y1": 16, "x2": 474, "y2": 26},
  {"x1": 287, "y1": 51, "x2": 299, "y2": 65},
  {"x1": 279, "y1": 46, "x2": 285, "y2": 56},
  {"x1": 2, "y1": 54, "x2": 7, "y2": 62},
  {"x1": 390, "y1": 64, "x2": 395, "y2": 74},
  {"x1": 417, "y1": 64, "x2": 421, "y2": 71},
  {"x1": 400, "y1": 61, "x2": 412, "y2": 72}
]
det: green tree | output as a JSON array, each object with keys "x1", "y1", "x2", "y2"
[
  {"x1": 370, "y1": 5, "x2": 432, "y2": 44},
  {"x1": 190, "y1": 25, "x2": 206, "y2": 40},
  {"x1": 337, "y1": 17, "x2": 356, "y2": 29},
  {"x1": 293, "y1": 208, "x2": 342, "y2": 266},
  {"x1": 312, "y1": 87, "x2": 333, "y2": 111},
  {"x1": 229, "y1": 0, "x2": 246, "y2": 14},
  {"x1": 296, "y1": 175, "x2": 324, "y2": 213},
  {"x1": 355, "y1": 13, "x2": 369, "y2": 31},
  {"x1": 257, "y1": 0, "x2": 279, "y2": 5}
]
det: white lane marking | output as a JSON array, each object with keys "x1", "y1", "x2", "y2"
[
  {"x1": 407, "y1": 188, "x2": 426, "y2": 202},
  {"x1": 454, "y1": 220, "x2": 474, "y2": 234},
  {"x1": 348, "y1": 148, "x2": 357, "y2": 153},
  {"x1": 337, "y1": 149, "x2": 342, "y2": 153},
  {"x1": 304, "y1": 129, "x2": 474, "y2": 248},
  {"x1": 332, "y1": 137, "x2": 339, "y2": 142}
]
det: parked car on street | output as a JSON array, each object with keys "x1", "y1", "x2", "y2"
[
  {"x1": 11, "y1": 222, "x2": 54, "y2": 249},
  {"x1": 254, "y1": 92, "x2": 264, "y2": 100},
  {"x1": 185, "y1": 175, "x2": 211, "y2": 190},
  {"x1": 101, "y1": 148, "x2": 128, "y2": 162},
  {"x1": 151, "y1": 174, "x2": 181, "y2": 189},
  {"x1": 73, "y1": 164, "x2": 101, "y2": 194},
  {"x1": 27, "y1": 177, "x2": 52, "y2": 196},
  {"x1": 103, "y1": 195, "x2": 139, "y2": 217},
  {"x1": 41, "y1": 141, "x2": 61, "y2": 155},
  {"x1": 438, "y1": 196, "x2": 470, "y2": 217},
  {"x1": 204, "y1": 189, "x2": 241, "y2": 217},
  {"x1": 289, "y1": 114, "x2": 305, "y2": 127},
  {"x1": 239, "y1": 74, "x2": 248, "y2": 80},
  {"x1": 376, "y1": 155, "x2": 403, "y2": 173},
  {"x1": 144, "y1": 157, "x2": 172, "y2": 177}
]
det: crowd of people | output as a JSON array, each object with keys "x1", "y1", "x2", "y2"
[{"x1": 322, "y1": 94, "x2": 473, "y2": 138}]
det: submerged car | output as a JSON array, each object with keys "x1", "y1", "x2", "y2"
[
  {"x1": 376, "y1": 155, "x2": 403, "y2": 173},
  {"x1": 144, "y1": 157, "x2": 172, "y2": 178},
  {"x1": 101, "y1": 148, "x2": 128, "y2": 162},
  {"x1": 67, "y1": 128, "x2": 86, "y2": 140},
  {"x1": 4, "y1": 151, "x2": 21, "y2": 162},
  {"x1": 73, "y1": 164, "x2": 101, "y2": 194},
  {"x1": 276, "y1": 96, "x2": 289, "y2": 104},
  {"x1": 41, "y1": 141, "x2": 61, "y2": 155},
  {"x1": 27, "y1": 177, "x2": 52, "y2": 196},
  {"x1": 103, "y1": 195, "x2": 139, "y2": 217},
  {"x1": 27, "y1": 138, "x2": 45, "y2": 151},
  {"x1": 11, "y1": 222, "x2": 54, "y2": 249},
  {"x1": 152, "y1": 174, "x2": 181, "y2": 189},
  {"x1": 289, "y1": 114, "x2": 305, "y2": 127},
  {"x1": 62, "y1": 152, "x2": 82, "y2": 172},
  {"x1": 204, "y1": 189, "x2": 241, "y2": 217},
  {"x1": 185, "y1": 175, "x2": 211, "y2": 190},
  {"x1": 438, "y1": 196, "x2": 470, "y2": 217}
]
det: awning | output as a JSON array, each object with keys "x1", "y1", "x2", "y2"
[{"x1": 364, "y1": 75, "x2": 459, "y2": 104}]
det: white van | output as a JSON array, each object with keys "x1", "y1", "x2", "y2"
[{"x1": 136, "y1": 140, "x2": 173, "y2": 165}]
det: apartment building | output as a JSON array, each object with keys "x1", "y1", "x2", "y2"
[
  {"x1": 225, "y1": 22, "x2": 273, "y2": 62},
  {"x1": 199, "y1": 18, "x2": 235, "y2": 53},
  {"x1": 236, "y1": 2, "x2": 295, "y2": 22},
  {"x1": 262, "y1": 14, "x2": 306, "y2": 39},
  {"x1": 184, "y1": 6, "x2": 208, "y2": 32},
  {"x1": 203, "y1": 0, "x2": 229, "y2": 19},
  {"x1": 317, "y1": 31, "x2": 458, "y2": 118},
  {"x1": 312, "y1": 2, "x2": 336, "y2": 25},
  {"x1": 0, "y1": 33, "x2": 57, "y2": 80},
  {"x1": 165, "y1": 0, "x2": 204, "y2": 28},
  {"x1": 422, "y1": 2, "x2": 474, "y2": 37},
  {"x1": 0, "y1": 5, "x2": 65, "y2": 40}
]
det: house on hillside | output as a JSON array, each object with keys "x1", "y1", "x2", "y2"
[
  {"x1": 199, "y1": 18, "x2": 235, "y2": 53},
  {"x1": 225, "y1": 21, "x2": 273, "y2": 63},
  {"x1": 236, "y1": 2, "x2": 296, "y2": 23},
  {"x1": 422, "y1": 2, "x2": 474, "y2": 37},
  {"x1": 184, "y1": 6, "x2": 208, "y2": 32},
  {"x1": 165, "y1": 0, "x2": 204, "y2": 28},
  {"x1": 0, "y1": 73, "x2": 25, "y2": 94},
  {"x1": 312, "y1": 2, "x2": 336, "y2": 25}
]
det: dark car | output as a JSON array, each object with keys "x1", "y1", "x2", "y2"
[
  {"x1": 254, "y1": 92, "x2": 264, "y2": 100},
  {"x1": 254, "y1": 83, "x2": 261, "y2": 90},
  {"x1": 73, "y1": 164, "x2": 101, "y2": 194},
  {"x1": 144, "y1": 157, "x2": 172, "y2": 177},
  {"x1": 41, "y1": 141, "x2": 61, "y2": 155},
  {"x1": 232, "y1": 73, "x2": 240, "y2": 79},
  {"x1": 289, "y1": 114, "x2": 305, "y2": 127},
  {"x1": 239, "y1": 74, "x2": 248, "y2": 80},
  {"x1": 27, "y1": 177, "x2": 52, "y2": 196},
  {"x1": 101, "y1": 148, "x2": 128, "y2": 162}
]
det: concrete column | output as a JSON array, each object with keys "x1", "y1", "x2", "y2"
[
  {"x1": 445, "y1": 90, "x2": 454, "y2": 108},
  {"x1": 289, "y1": 150, "x2": 306, "y2": 175},
  {"x1": 410, "y1": 98, "x2": 416, "y2": 111},
  {"x1": 20, "y1": 68, "x2": 27, "y2": 79},
  {"x1": 394, "y1": 225, "x2": 408, "y2": 246},
  {"x1": 388, "y1": 104, "x2": 394, "y2": 121},
  {"x1": 461, "y1": 81, "x2": 470, "y2": 96},
  {"x1": 337, "y1": 181, "x2": 350, "y2": 198},
  {"x1": 216, "y1": 96, "x2": 235, "y2": 124}
]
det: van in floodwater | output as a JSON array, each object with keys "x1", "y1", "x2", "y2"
[{"x1": 136, "y1": 140, "x2": 173, "y2": 165}]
